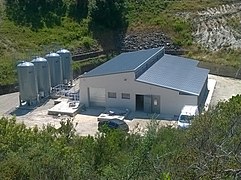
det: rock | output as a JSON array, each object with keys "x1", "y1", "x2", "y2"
[
  {"x1": 192, "y1": 2, "x2": 241, "y2": 51},
  {"x1": 119, "y1": 29, "x2": 180, "y2": 52}
]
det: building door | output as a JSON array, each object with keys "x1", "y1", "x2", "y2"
[
  {"x1": 144, "y1": 95, "x2": 151, "y2": 113},
  {"x1": 89, "y1": 87, "x2": 106, "y2": 107},
  {"x1": 136, "y1": 94, "x2": 144, "y2": 111},
  {"x1": 151, "y1": 95, "x2": 160, "y2": 114}
]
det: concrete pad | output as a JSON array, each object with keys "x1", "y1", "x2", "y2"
[
  {"x1": 74, "y1": 114, "x2": 99, "y2": 136},
  {"x1": 48, "y1": 99, "x2": 83, "y2": 116},
  {"x1": 209, "y1": 74, "x2": 241, "y2": 106},
  {"x1": 97, "y1": 108, "x2": 130, "y2": 121}
]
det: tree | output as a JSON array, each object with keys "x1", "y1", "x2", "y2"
[
  {"x1": 183, "y1": 95, "x2": 241, "y2": 179},
  {"x1": 5, "y1": 0, "x2": 66, "y2": 30},
  {"x1": 68, "y1": 0, "x2": 89, "y2": 21},
  {"x1": 89, "y1": 0, "x2": 127, "y2": 30},
  {"x1": 1, "y1": 95, "x2": 241, "y2": 179}
]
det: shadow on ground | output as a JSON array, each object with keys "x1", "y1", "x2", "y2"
[
  {"x1": 10, "y1": 99, "x2": 50, "y2": 116},
  {"x1": 79, "y1": 107, "x2": 177, "y2": 121},
  {"x1": 10, "y1": 107, "x2": 35, "y2": 116},
  {"x1": 79, "y1": 107, "x2": 105, "y2": 116},
  {"x1": 126, "y1": 111, "x2": 176, "y2": 121}
]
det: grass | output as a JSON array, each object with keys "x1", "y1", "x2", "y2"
[
  {"x1": 72, "y1": 53, "x2": 116, "y2": 77},
  {"x1": 0, "y1": 18, "x2": 94, "y2": 54},
  {"x1": 125, "y1": 0, "x2": 225, "y2": 48},
  {"x1": 149, "y1": 14, "x2": 193, "y2": 47},
  {"x1": 187, "y1": 46, "x2": 241, "y2": 68},
  {"x1": 0, "y1": 17, "x2": 97, "y2": 85},
  {"x1": 126, "y1": 0, "x2": 224, "y2": 25},
  {"x1": 227, "y1": 16, "x2": 241, "y2": 37}
]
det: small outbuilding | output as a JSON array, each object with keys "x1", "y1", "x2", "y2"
[{"x1": 79, "y1": 47, "x2": 209, "y2": 117}]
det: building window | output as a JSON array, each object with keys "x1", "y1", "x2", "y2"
[
  {"x1": 108, "y1": 92, "x2": 116, "y2": 98},
  {"x1": 122, "y1": 93, "x2": 130, "y2": 99}
]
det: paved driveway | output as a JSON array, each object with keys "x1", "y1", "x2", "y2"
[
  {"x1": 0, "y1": 92, "x2": 19, "y2": 115},
  {"x1": 209, "y1": 74, "x2": 241, "y2": 106}
]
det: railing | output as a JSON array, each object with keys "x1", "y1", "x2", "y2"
[{"x1": 51, "y1": 84, "x2": 79, "y2": 101}]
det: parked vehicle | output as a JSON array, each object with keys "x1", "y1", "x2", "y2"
[
  {"x1": 98, "y1": 119, "x2": 129, "y2": 132},
  {"x1": 178, "y1": 105, "x2": 199, "y2": 129}
]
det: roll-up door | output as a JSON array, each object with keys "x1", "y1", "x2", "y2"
[{"x1": 89, "y1": 87, "x2": 106, "y2": 107}]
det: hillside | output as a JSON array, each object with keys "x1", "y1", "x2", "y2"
[{"x1": 0, "y1": 0, "x2": 240, "y2": 86}]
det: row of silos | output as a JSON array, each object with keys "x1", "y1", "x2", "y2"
[{"x1": 17, "y1": 49, "x2": 73, "y2": 105}]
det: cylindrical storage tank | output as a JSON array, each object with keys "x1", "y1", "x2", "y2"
[
  {"x1": 31, "y1": 57, "x2": 51, "y2": 98},
  {"x1": 17, "y1": 62, "x2": 38, "y2": 104},
  {"x1": 45, "y1": 53, "x2": 63, "y2": 87},
  {"x1": 56, "y1": 49, "x2": 73, "y2": 85}
]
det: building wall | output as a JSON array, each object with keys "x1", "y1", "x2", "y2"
[
  {"x1": 198, "y1": 77, "x2": 209, "y2": 110},
  {"x1": 80, "y1": 72, "x2": 198, "y2": 116}
]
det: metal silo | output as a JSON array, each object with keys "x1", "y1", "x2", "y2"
[
  {"x1": 31, "y1": 57, "x2": 51, "y2": 98},
  {"x1": 45, "y1": 52, "x2": 63, "y2": 87},
  {"x1": 56, "y1": 49, "x2": 73, "y2": 85},
  {"x1": 17, "y1": 61, "x2": 38, "y2": 105}
]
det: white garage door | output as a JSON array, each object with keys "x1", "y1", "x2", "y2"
[{"x1": 89, "y1": 87, "x2": 106, "y2": 107}]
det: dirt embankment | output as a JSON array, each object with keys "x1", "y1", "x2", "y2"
[{"x1": 193, "y1": 3, "x2": 241, "y2": 51}]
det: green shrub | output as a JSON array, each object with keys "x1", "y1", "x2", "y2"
[{"x1": 81, "y1": 36, "x2": 95, "y2": 49}]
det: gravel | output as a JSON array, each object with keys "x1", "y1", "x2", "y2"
[{"x1": 209, "y1": 74, "x2": 241, "y2": 106}]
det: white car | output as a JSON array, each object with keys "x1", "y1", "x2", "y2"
[{"x1": 178, "y1": 105, "x2": 199, "y2": 129}]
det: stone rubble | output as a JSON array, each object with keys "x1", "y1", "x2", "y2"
[{"x1": 119, "y1": 30, "x2": 180, "y2": 52}]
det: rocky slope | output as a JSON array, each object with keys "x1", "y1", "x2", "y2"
[
  {"x1": 119, "y1": 29, "x2": 180, "y2": 52},
  {"x1": 193, "y1": 3, "x2": 241, "y2": 51},
  {"x1": 113, "y1": 3, "x2": 241, "y2": 53}
]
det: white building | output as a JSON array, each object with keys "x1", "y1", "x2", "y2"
[{"x1": 79, "y1": 47, "x2": 209, "y2": 117}]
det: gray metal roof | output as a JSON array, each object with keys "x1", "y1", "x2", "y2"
[
  {"x1": 82, "y1": 47, "x2": 163, "y2": 77},
  {"x1": 136, "y1": 54, "x2": 209, "y2": 95}
]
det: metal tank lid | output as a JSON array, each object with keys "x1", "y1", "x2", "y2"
[
  {"x1": 56, "y1": 49, "x2": 70, "y2": 53},
  {"x1": 45, "y1": 52, "x2": 60, "y2": 57},
  {"x1": 17, "y1": 61, "x2": 34, "y2": 67},
  {"x1": 31, "y1": 57, "x2": 47, "y2": 62}
]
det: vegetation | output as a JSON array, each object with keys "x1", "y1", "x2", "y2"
[
  {"x1": 72, "y1": 54, "x2": 114, "y2": 77},
  {"x1": 188, "y1": 47, "x2": 241, "y2": 67},
  {"x1": 227, "y1": 16, "x2": 241, "y2": 35},
  {"x1": 89, "y1": 0, "x2": 127, "y2": 30},
  {"x1": 1, "y1": 95, "x2": 241, "y2": 179},
  {"x1": 0, "y1": 0, "x2": 240, "y2": 85}
]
